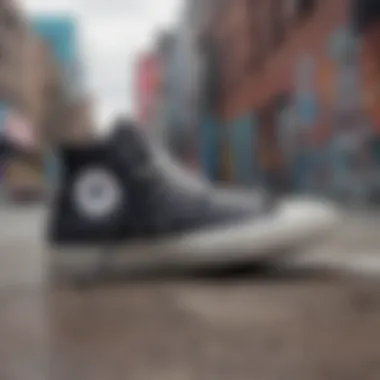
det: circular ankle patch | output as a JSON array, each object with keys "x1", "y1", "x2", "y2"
[{"x1": 72, "y1": 167, "x2": 123, "y2": 221}]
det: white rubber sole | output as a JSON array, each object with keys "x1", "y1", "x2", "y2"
[{"x1": 47, "y1": 198, "x2": 340, "y2": 282}]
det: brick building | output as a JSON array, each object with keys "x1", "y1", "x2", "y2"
[
  {"x1": 0, "y1": 4, "x2": 73, "y2": 148},
  {"x1": 0, "y1": 0, "x2": 31, "y2": 198},
  {"x1": 135, "y1": 51, "x2": 161, "y2": 133},
  {"x1": 209, "y1": 0, "x2": 347, "y2": 119},
  {"x1": 0, "y1": 1, "x2": 85, "y2": 199},
  {"x1": 4, "y1": 34, "x2": 64, "y2": 199},
  {"x1": 0, "y1": 0, "x2": 28, "y2": 119},
  {"x1": 199, "y1": 0, "x2": 380, "y2": 199}
]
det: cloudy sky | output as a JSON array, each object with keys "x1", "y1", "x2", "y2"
[{"x1": 22, "y1": 0, "x2": 183, "y2": 129}]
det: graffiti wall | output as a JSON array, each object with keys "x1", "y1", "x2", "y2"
[
  {"x1": 277, "y1": 24, "x2": 380, "y2": 200},
  {"x1": 200, "y1": 23, "x2": 380, "y2": 201},
  {"x1": 262, "y1": 25, "x2": 380, "y2": 199}
]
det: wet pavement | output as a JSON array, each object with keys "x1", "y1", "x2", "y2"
[{"x1": 1, "y1": 205, "x2": 380, "y2": 380}]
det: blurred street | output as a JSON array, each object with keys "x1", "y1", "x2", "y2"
[
  {"x1": 1, "y1": 205, "x2": 380, "y2": 379},
  {"x1": 2, "y1": 0, "x2": 380, "y2": 378}
]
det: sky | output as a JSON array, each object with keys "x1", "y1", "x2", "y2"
[{"x1": 22, "y1": 0, "x2": 183, "y2": 129}]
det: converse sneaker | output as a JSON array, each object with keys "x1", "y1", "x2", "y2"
[{"x1": 46, "y1": 120, "x2": 339, "y2": 281}]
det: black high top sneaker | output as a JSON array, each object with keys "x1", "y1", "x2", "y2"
[{"x1": 47, "y1": 120, "x2": 339, "y2": 282}]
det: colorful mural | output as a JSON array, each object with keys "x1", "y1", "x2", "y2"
[
  {"x1": 198, "y1": 23, "x2": 380, "y2": 202},
  {"x1": 253, "y1": 27, "x2": 373, "y2": 195}
]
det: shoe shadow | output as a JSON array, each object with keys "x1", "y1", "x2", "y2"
[{"x1": 59, "y1": 261, "x2": 339, "y2": 291}]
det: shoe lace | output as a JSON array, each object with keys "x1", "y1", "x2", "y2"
[{"x1": 113, "y1": 124, "x2": 209, "y2": 196}]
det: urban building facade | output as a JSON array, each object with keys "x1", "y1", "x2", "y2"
[
  {"x1": 132, "y1": 0, "x2": 217, "y2": 170},
  {"x1": 5, "y1": 34, "x2": 55, "y2": 199},
  {"x1": 31, "y1": 16, "x2": 77, "y2": 66},
  {"x1": 134, "y1": 51, "x2": 160, "y2": 130},
  {"x1": 0, "y1": 0, "x2": 27, "y2": 106},
  {"x1": 0, "y1": 0, "x2": 45, "y2": 199},
  {"x1": 154, "y1": 0, "x2": 214, "y2": 168},
  {"x1": 167, "y1": 2, "x2": 202, "y2": 166},
  {"x1": 0, "y1": 0, "x2": 26, "y2": 144},
  {"x1": 197, "y1": 0, "x2": 380, "y2": 200},
  {"x1": 0, "y1": 7, "x2": 89, "y2": 200},
  {"x1": 154, "y1": 31, "x2": 176, "y2": 144},
  {"x1": 32, "y1": 15, "x2": 94, "y2": 189},
  {"x1": 188, "y1": 0, "x2": 222, "y2": 178},
  {"x1": 31, "y1": 16, "x2": 82, "y2": 101}
]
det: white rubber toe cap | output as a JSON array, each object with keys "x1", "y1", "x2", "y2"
[
  {"x1": 279, "y1": 198, "x2": 340, "y2": 236},
  {"x1": 178, "y1": 197, "x2": 341, "y2": 261}
]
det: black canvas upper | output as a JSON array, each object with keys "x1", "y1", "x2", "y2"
[{"x1": 48, "y1": 121, "x2": 274, "y2": 244}]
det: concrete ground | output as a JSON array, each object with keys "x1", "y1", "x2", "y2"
[{"x1": 1, "y1": 205, "x2": 380, "y2": 380}]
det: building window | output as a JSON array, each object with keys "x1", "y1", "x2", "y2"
[{"x1": 297, "y1": 0, "x2": 316, "y2": 18}]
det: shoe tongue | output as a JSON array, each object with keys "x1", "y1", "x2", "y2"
[
  {"x1": 109, "y1": 121, "x2": 152, "y2": 165},
  {"x1": 109, "y1": 119, "x2": 209, "y2": 194}
]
